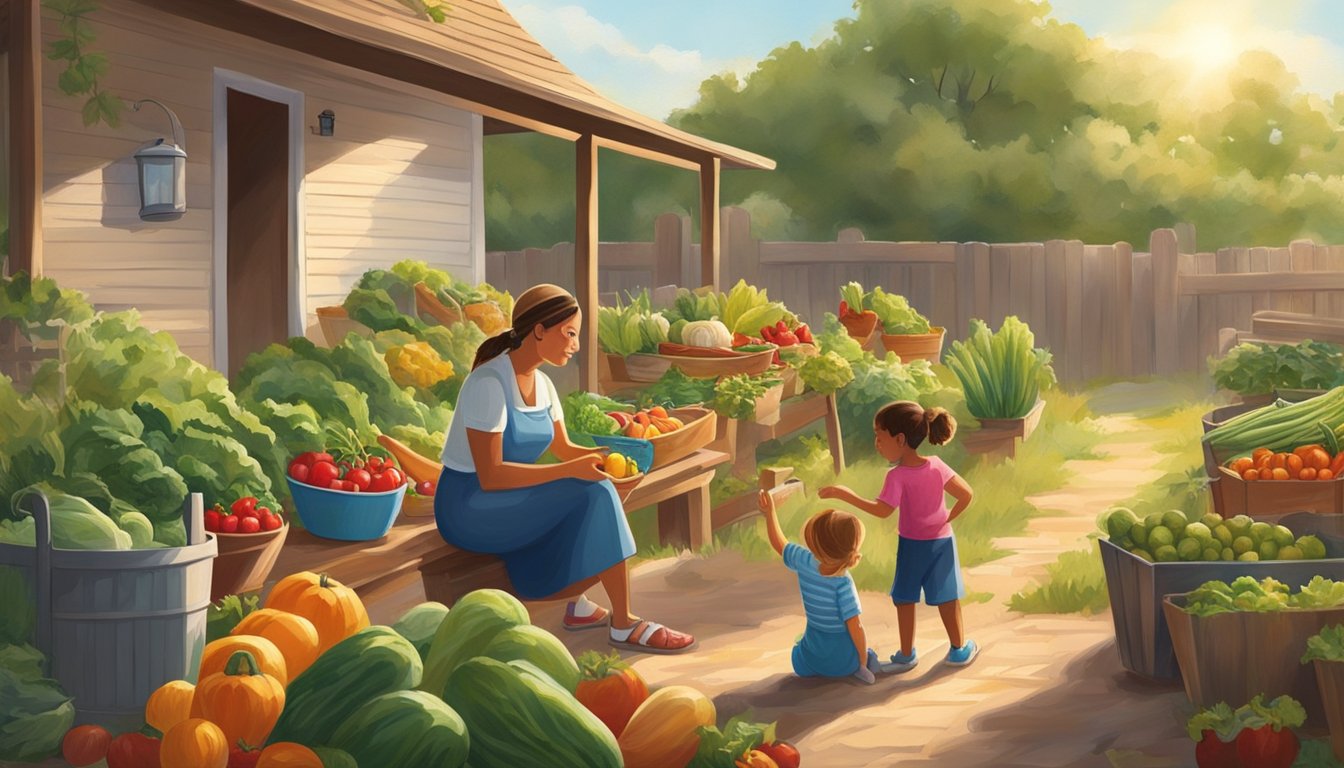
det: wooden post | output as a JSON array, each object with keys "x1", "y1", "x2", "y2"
[
  {"x1": 7, "y1": 0, "x2": 42, "y2": 276},
  {"x1": 824, "y1": 393, "x2": 845, "y2": 475},
  {"x1": 724, "y1": 206, "x2": 756, "y2": 289},
  {"x1": 576, "y1": 135, "x2": 599, "y2": 392},
  {"x1": 653, "y1": 213, "x2": 682, "y2": 289},
  {"x1": 699, "y1": 157, "x2": 721, "y2": 289},
  {"x1": 1151, "y1": 229, "x2": 1179, "y2": 375}
]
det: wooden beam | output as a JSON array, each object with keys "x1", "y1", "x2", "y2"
[
  {"x1": 596, "y1": 135, "x2": 701, "y2": 173},
  {"x1": 700, "y1": 156, "x2": 720, "y2": 289},
  {"x1": 1179, "y1": 271, "x2": 1344, "y2": 295},
  {"x1": 576, "y1": 135, "x2": 599, "y2": 392},
  {"x1": 7, "y1": 0, "x2": 42, "y2": 276}
]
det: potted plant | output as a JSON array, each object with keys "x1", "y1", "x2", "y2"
[
  {"x1": 1303, "y1": 624, "x2": 1344, "y2": 761},
  {"x1": 1188, "y1": 695, "x2": 1307, "y2": 768},
  {"x1": 837, "y1": 282, "x2": 880, "y2": 342},
  {"x1": 944, "y1": 316, "x2": 1054, "y2": 454},
  {"x1": 866, "y1": 286, "x2": 945, "y2": 362}
]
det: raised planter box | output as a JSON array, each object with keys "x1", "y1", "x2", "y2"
[
  {"x1": 880, "y1": 327, "x2": 946, "y2": 363},
  {"x1": 962, "y1": 399, "x2": 1045, "y2": 457},
  {"x1": 1202, "y1": 402, "x2": 1344, "y2": 518},
  {"x1": 608, "y1": 348, "x2": 776, "y2": 382},
  {"x1": 1164, "y1": 592, "x2": 1344, "y2": 727},
  {"x1": 211, "y1": 523, "x2": 288, "y2": 601},
  {"x1": 649, "y1": 407, "x2": 717, "y2": 469},
  {"x1": 1098, "y1": 537, "x2": 1344, "y2": 680},
  {"x1": 1316, "y1": 659, "x2": 1344, "y2": 761}
]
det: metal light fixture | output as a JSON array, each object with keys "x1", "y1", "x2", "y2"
[
  {"x1": 317, "y1": 109, "x2": 335, "y2": 136},
  {"x1": 132, "y1": 99, "x2": 187, "y2": 222}
]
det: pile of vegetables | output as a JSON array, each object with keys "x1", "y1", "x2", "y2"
[
  {"x1": 1203, "y1": 388, "x2": 1344, "y2": 462},
  {"x1": 1180, "y1": 575, "x2": 1344, "y2": 616},
  {"x1": 837, "y1": 282, "x2": 880, "y2": 337},
  {"x1": 346, "y1": 260, "x2": 512, "y2": 337},
  {"x1": 665, "y1": 281, "x2": 794, "y2": 339},
  {"x1": 1103, "y1": 508, "x2": 1329, "y2": 564},
  {"x1": 598, "y1": 290, "x2": 671, "y2": 357},
  {"x1": 286, "y1": 428, "x2": 408, "y2": 494},
  {"x1": 205, "y1": 496, "x2": 284, "y2": 535},
  {"x1": 838, "y1": 282, "x2": 932, "y2": 336},
  {"x1": 1211, "y1": 340, "x2": 1344, "y2": 398},
  {"x1": 944, "y1": 316, "x2": 1056, "y2": 420},
  {"x1": 1225, "y1": 445, "x2": 1344, "y2": 481},
  {"x1": 1188, "y1": 695, "x2": 1306, "y2": 768},
  {"x1": 630, "y1": 368, "x2": 785, "y2": 424}
]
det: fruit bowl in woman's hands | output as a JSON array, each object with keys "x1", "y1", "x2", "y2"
[{"x1": 600, "y1": 451, "x2": 646, "y2": 503}]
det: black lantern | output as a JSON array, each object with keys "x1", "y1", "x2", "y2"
[
  {"x1": 132, "y1": 99, "x2": 187, "y2": 222},
  {"x1": 318, "y1": 110, "x2": 335, "y2": 136}
]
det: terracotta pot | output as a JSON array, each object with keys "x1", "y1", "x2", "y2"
[
  {"x1": 880, "y1": 327, "x2": 946, "y2": 363},
  {"x1": 840, "y1": 311, "x2": 879, "y2": 339},
  {"x1": 210, "y1": 524, "x2": 288, "y2": 601}
]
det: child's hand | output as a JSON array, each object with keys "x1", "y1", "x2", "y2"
[
  {"x1": 819, "y1": 485, "x2": 850, "y2": 501},
  {"x1": 757, "y1": 489, "x2": 776, "y2": 515}
]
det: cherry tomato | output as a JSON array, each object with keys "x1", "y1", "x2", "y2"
[
  {"x1": 261, "y1": 513, "x2": 283, "y2": 531},
  {"x1": 288, "y1": 461, "x2": 310, "y2": 483},
  {"x1": 294, "y1": 452, "x2": 318, "y2": 468},
  {"x1": 219, "y1": 515, "x2": 240, "y2": 533},
  {"x1": 204, "y1": 510, "x2": 221, "y2": 532},
  {"x1": 309, "y1": 460, "x2": 340, "y2": 488},
  {"x1": 368, "y1": 471, "x2": 398, "y2": 492},
  {"x1": 416, "y1": 480, "x2": 436, "y2": 496},
  {"x1": 63, "y1": 724, "x2": 111, "y2": 767},
  {"x1": 239, "y1": 516, "x2": 261, "y2": 534},
  {"x1": 106, "y1": 733, "x2": 159, "y2": 768},
  {"x1": 230, "y1": 497, "x2": 258, "y2": 518},
  {"x1": 310, "y1": 452, "x2": 334, "y2": 466},
  {"x1": 382, "y1": 467, "x2": 405, "y2": 487},
  {"x1": 366, "y1": 456, "x2": 384, "y2": 472},
  {"x1": 347, "y1": 469, "x2": 372, "y2": 492}
]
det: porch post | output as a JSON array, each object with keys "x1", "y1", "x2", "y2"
[
  {"x1": 699, "y1": 156, "x2": 720, "y2": 289},
  {"x1": 7, "y1": 0, "x2": 42, "y2": 276},
  {"x1": 576, "y1": 134, "x2": 599, "y2": 392}
]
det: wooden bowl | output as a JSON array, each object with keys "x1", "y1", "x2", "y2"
[
  {"x1": 211, "y1": 523, "x2": 288, "y2": 601},
  {"x1": 608, "y1": 473, "x2": 645, "y2": 505}
]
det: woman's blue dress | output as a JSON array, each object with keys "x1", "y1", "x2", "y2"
[{"x1": 433, "y1": 383, "x2": 636, "y2": 600}]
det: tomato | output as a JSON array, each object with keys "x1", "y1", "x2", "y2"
[
  {"x1": 219, "y1": 515, "x2": 240, "y2": 534},
  {"x1": 347, "y1": 469, "x2": 372, "y2": 491},
  {"x1": 366, "y1": 456, "x2": 384, "y2": 472},
  {"x1": 1236, "y1": 724, "x2": 1299, "y2": 768},
  {"x1": 62, "y1": 725, "x2": 111, "y2": 767},
  {"x1": 311, "y1": 452, "x2": 334, "y2": 465},
  {"x1": 261, "y1": 512, "x2": 283, "y2": 531},
  {"x1": 239, "y1": 516, "x2": 261, "y2": 534},
  {"x1": 106, "y1": 733, "x2": 160, "y2": 768},
  {"x1": 204, "y1": 510, "x2": 221, "y2": 532},
  {"x1": 416, "y1": 480, "x2": 437, "y2": 496},
  {"x1": 383, "y1": 467, "x2": 405, "y2": 487},
  {"x1": 229, "y1": 743, "x2": 262, "y2": 768},
  {"x1": 309, "y1": 461, "x2": 340, "y2": 488},
  {"x1": 231, "y1": 497, "x2": 258, "y2": 518},
  {"x1": 1195, "y1": 730, "x2": 1240, "y2": 768},
  {"x1": 288, "y1": 461, "x2": 310, "y2": 483}
]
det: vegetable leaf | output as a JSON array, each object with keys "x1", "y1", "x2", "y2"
[
  {"x1": 1302, "y1": 624, "x2": 1344, "y2": 663},
  {"x1": 206, "y1": 594, "x2": 261, "y2": 644}
]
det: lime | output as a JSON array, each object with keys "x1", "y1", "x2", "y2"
[
  {"x1": 1155, "y1": 545, "x2": 1180, "y2": 563},
  {"x1": 1233, "y1": 536, "x2": 1255, "y2": 555},
  {"x1": 1148, "y1": 526, "x2": 1175, "y2": 549},
  {"x1": 1227, "y1": 515, "x2": 1254, "y2": 538},
  {"x1": 1106, "y1": 508, "x2": 1138, "y2": 540},
  {"x1": 1272, "y1": 525, "x2": 1295, "y2": 548},
  {"x1": 1130, "y1": 522, "x2": 1150, "y2": 547},
  {"x1": 1221, "y1": 549, "x2": 1235, "y2": 561},
  {"x1": 1213, "y1": 525, "x2": 1234, "y2": 547},
  {"x1": 1145, "y1": 513, "x2": 1165, "y2": 532},
  {"x1": 1177, "y1": 538, "x2": 1203, "y2": 561},
  {"x1": 1163, "y1": 511, "x2": 1189, "y2": 535},
  {"x1": 1298, "y1": 535, "x2": 1327, "y2": 560},
  {"x1": 1201, "y1": 547, "x2": 1221, "y2": 562},
  {"x1": 1134, "y1": 548, "x2": 1154, "y2": 563},
  {"x1": 1238, "y1": 551, "x2": 1260, "y2": 562},
  {"x1": 1184, "y1": 522, "x2": 1213, "y2": 544},
  {"x1": 1258, "y1": 541, "x2": 1280, "y2": 561},
  {"x1": 1279, "y1": 545, "x2": 1304, "y2": 561},
  {"x1": 1200, "y1": 513, "x2": 1224, "y2": 531},
  {"x1": 1250, "y1": 522, "x2": 1273, "y2": 542}
]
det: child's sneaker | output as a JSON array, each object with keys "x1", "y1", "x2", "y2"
[
  {"x1": 880, "y1": 648, "x2": 918, "y2": 674},
  {"x1": 852, "y1": 664, "x2": 876, "y2": 685},
  {"x1": 865, "y1": 648, "x2": 882, "y2": 676},
  {"x1": 945, "y1": 640, "x2": 980, "y2": 667}
]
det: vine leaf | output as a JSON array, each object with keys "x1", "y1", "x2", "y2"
[
  {"x1": 58, "y1": 66, "x2": 93, "y2": 96},
  {"x1": 46, "y1": 39, "x2": 80, "y2": 61},
  {"x1": 94, "y1": 91, "x2": 122, "y2": 127},
  {"x1": 80, "y1": 96, "x2": 101, "y2": 126}
]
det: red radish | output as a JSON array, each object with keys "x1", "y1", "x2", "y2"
[
  {"x1": 261, "y1": 513, "x2": 283, "y2": 531},
  {"x1": 758, "y1": 741, "x2": 801, "y2": 768},
  {"x1": 288, "y1": 461, "x2": 310, "y2": 483},
  {"x1": 416, "y1": 480, "x2": 436, "y2": 496},
  {"x1": 347, "y1": 469, "x2": 373, "y2": 492},
  {"x1": 239, "y1": 516, "x2": 261, "y2": 534},
  {"x1": 219, "y1": 515, "x2": 240, "y2": 534},
  {"x1": 309, "y1": 461, "x2": 340, "y2": 488},
  {"x1": 230, "y1": 497, "x2": 258, "y2": 518},
  {"x1": 1195, "y1": 730, "x2": 1241, "y2": 768},
  {"x1": 1236, "y1": 725, "x2": 1298, "y2": 768},
  {"x1": 62, "y1": 725, "x2": 111, "y2": 767},
  {"x1": 204, "y1": 510, "x2": 221, "y2": 532}
]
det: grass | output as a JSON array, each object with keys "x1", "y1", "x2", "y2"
[{"x1": 1007, "y1": 541, "x2": 1110, "y2": 615}]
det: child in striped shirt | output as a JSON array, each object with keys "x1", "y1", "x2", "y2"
[{"x1": 758, "y1": 490, "x2": 880, "y2": 684}]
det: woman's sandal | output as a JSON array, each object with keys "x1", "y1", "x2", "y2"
[
  {"x1": 608, "y1": 620, "x2": 697, "y2": 655},
  {"x1": 562, "y1": 601, "x2": 610, "y2": 632}
]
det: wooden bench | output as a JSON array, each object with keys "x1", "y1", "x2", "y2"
[{"x1": 271, "y1": 448, "x2": 730, "y2": 604}]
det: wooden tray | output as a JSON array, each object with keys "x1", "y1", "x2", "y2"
[
  {"x1": 414, "y1": 282, "x2": 463, "y2": 327},
  {"x1": 649, "y1": 407, "x2": 717, "y2": 469},
  {"x1": 316, "y1": 306, "x2": 372, "y2": 347},
  {"x1": 618, "y1": 348, "x2": 776, "y2": 381}
]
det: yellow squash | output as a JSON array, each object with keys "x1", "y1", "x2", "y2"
[
  {"x1": 617, "y1": 685, "x2": 716, "y2": 768},
  {"x1": 195, "y1": 651, "x2": 285, "y2": 748},
  {"x1": 145, "y1": 680, "x2": 195, "y2": 734},
  {"x1": 232, "y1": 609, "x2": 321, "y2": 679},
  {"x1": 264, "y1": 571, "x2": 370, "y2": 654},
  {"x1": 162, "y1": 718, "x2": 228, "y2": 768}
]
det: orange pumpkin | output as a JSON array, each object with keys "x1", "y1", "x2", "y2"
[
  {"x1": 162, "y1": 718, "x2": 228, "y2": 768},
  {"x1": 195, "y1": 636, "x2": 288, "y2": 716},
  {"x1": 232, "y1": 609, "x2": 321, "y2": 679},
  {"x1": 264, "y1": 572, "x2": 369, "y2": 653},
  {"x1": 196, "y1": 651, "x2": 285, "y2": 747},
  {"x1": 257, "y1": 742, "x2": 324, "y2": 768},
  {"x1": 145, "y1": 680, "x2": 195, "y2": 734}
]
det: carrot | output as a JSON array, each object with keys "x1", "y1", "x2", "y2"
[
  {"x1": 1331, "y1": 452, "x2": 1344, "y2": 476},
  {"x1": 375, "y1": 434, "x2": 445, "y2": 486}
]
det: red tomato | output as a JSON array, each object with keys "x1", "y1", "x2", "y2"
[
  {"x1": 347, "y1": 469, "x2": 373, "y2": 491},
  {"x1": 383, "y1": 467, "x2": 405, "y2": 487},
  {"x1": 309, "y1": 460, "x2": 340, "y2": 488},
  {"x1": 230, "y1": 497, "x2": 258, "y2": 518},
  {"x1": 204, "y1": 510, "x2": 221, "y2": 532},
  {"x1": 366, "y1": 456, "x2": 384, "y2": 472},
  {"x1": 106, "y1": 733, "x2": 160, "y2": 768},
  {"x1": 368, "y1": 472, "x2": 398, "y2": 492},
  {"x1": 62, "y1": 725, "x2": 111, "y2": 767},
  {"x1": 239, "y1": 516, "x2": 261, "y2": 534},
  {"x1": 219, "y1": 515, "x2": 240, "y2": 533},
  {"x1": 261, "y1": 512, "x2": 283, "y2": 531},
  {"x1": 310, "y1": 452, "x2": 334, "y2": 465},
  {"x1": 1236, "y1": 724, "x2": 1299, "y2": 768},
  {"x1": 416, "y1": 480, "x2": 437, "y2": 496},
  {"x1": 294, "y1": 451, "x2": 317, "y2": 468},
  {"x1": 288, "y1": 461, "x2": 310, "y2": 483},
  {"x1": 229, "y1": 743, "x2": 262, "y2": 768}
]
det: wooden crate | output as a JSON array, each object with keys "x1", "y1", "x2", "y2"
[
  {"x1": 1315, "y1": 660, "x2": 1344, "y2": 761},
  {"x1": 649, "y1": 407, "x2": 717, "y2": 469},
  {"x1": 1210, "y1": 468, "x2": 1344, "y2": 518}
]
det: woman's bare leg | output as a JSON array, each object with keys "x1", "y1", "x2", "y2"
[
  {"x1": 896, "y1": 602, "x2": 917, "y2": 656},
  {"x1": 596, "y1": 560, "x2": 635, "y2": 627},
  {"x1": 544, "y1": 576, "x2": 601, "y2": 601},
  {"x1": 938, "y1": 600, "x2": 965, "y2": 648}
]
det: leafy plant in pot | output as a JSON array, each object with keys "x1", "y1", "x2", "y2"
[
  {"x1": 944, "y1": 316, "x2": 1055, "y2": 423},
  {"x1": 838, "y1": 282, "x2": 880, "y2": 340},
  {"x1": 867, "y1": 286, "x2": 946, "y2": 363}
]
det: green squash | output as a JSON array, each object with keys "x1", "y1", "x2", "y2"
[
  {"x1": 312, "y1": 747, "x2": 358, "y2": 768},
  {"x1": 444, "y1": 658, "x2": 620, "y2": 768},
  {"x1": 391, "y1": 601, "x2": 449, "y2": 661},
  {"x1": 478, "y1": 624, "x2": 580, "y2": 692},
  {"x1": 332, "y1": 690, "x2": 468, "y2": 768},
  {"x1": 267, "y1": 626, "x2": 422, "y2": 746},
  {"x1": 420, "y1": 589, "x2": 528, "y2": 696}
]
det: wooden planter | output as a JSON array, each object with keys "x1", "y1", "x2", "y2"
[
  {"x1": 754, "y1": 381, "x2": 786, "y2": 426},
  {"x1": 880, "y1": 327, "x2": 946, "y2": 363},
  {"x1": 211, "y1": 524, "x2": 289, "y2": 602},
  {"x1": 1315, "y1": 659, "x2": 1344, "y2": 761},
  {"x1": 962, "y1": 399, "x2": 1045, "y2": 458},
  {"x1": 316, "y1": 306, "x2": 373, "y2": 347},
  {"x1": 840, "y1": 312, "x2": 879, "y2": 339},
  {"x1": 1164, "y1": 593, "x2": 1344, "y2": 726},
  {"x1": 1202, "y1": 403, "x2": 1344, "y2": 518},
  {"x1": 649, "y1": 407, "x2": 717, "y2": 469},
  {"x1": 616, "y1": 348, "x2": 776, "y2": 382}
]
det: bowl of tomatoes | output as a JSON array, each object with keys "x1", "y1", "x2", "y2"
[
  {"x1": 206, "y1": 496, "x2": 289, "y2": 601},
  {"x1": 286, "y1": 450, "x2": 408, "y2": 541}
]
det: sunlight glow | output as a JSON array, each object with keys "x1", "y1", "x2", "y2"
[{"x1": 1178, "y1": 25, "x2": 1238, "y2": 79}]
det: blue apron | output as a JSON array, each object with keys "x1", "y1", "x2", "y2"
[{"x1": 434, "y1": 389, "x2": 636, "y2": 600}]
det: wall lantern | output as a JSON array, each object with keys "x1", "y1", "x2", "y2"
[
  {"x1": 317, "y1": 109, "x2": 335, "y2": 136},
  {"x1": 132, "y1": 99, "x2": 187, "y2": 222}
]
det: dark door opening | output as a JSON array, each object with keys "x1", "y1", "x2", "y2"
[{"x1": 226, "y1": 88, "x2": 290, "y2": 377}]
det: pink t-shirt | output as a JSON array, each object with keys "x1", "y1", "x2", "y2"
[{"x1": 878, "y1": 456, "x2": 958, "y2": 540}]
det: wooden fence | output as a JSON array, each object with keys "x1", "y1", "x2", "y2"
[{"x1": 486, "y1": 209, "x2": 1344, "y2": 384}]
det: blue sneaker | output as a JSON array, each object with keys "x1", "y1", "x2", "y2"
[
  {"x1": 880, "y1": 648, "x2": 918, "y2": 674},
  {"x1": 945, "y1": 640, "x2": 980, "y2": 667}
]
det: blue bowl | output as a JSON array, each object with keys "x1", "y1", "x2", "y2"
[
  {"x1": 590, "y1": 435, "x2": 655, "y2": 475},
  {"x1": 286, "y1": 477, "x2": 405, "y2": 541}
]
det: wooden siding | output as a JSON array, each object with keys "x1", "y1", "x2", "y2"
[{"x1": 39, "y1": 0, "x2": 481, "y2": 367}]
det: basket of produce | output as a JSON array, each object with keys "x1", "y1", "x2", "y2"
[
  {"x1": 284, "y1": 430, "x2": 409, "y2": 541},
  {"x1": 1164, "y1": 576, "x2": 1344, "y2": 726},
  {"x1": 315, "y1": 305, "x2": 372, "y2": 347},
  {"x1": 590, "y1": 435, "x2": 654, "y2": 477},
  {"x1": 838, "y1": 282, "x2": 880, "y2": 339},
  {"x1": 1098, "y1": 506, "x2": 1344, "y2": 680},
  {"x1": 414, "y1": 282, "x2": 464, "y2": 327},
  {"x1": 860, "y1": 284, "x2": 945, "y2": 362},
  {"x1": 206, "y1": 495, "x2": 288, "y2": 601},
  {"x1": 573, "y1": 394, "x2": 717, "y2": 470},
  {"x1": 1211, "y1": 339, "x2": 1344, "y2": 406},
  {"x1": 598, "y1": 290, "x2": 672, "y2": 383},
  {"x1": 601, "y1": 451, "x2": 646, "y2": 504},
  {"x1": 401, "y1": 478, "x2": 439, "y2": 518},
  {"x1": 622, "y1": 342, "x2": 775, "y2": 381}
]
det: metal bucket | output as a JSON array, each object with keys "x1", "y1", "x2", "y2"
[{"x1": 0, "y1": 492, "x2": 216, "y2": 730}]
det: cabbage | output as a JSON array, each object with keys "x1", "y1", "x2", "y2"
[
  {"x1": 682, "y1": 319, "x2": 732, "y2": 348},
  {"x1": 8, "y1": 484, "x2": 131, "y2": 550}
]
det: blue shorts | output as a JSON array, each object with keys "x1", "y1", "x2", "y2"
[{"x1": 892, "y1": 535, "x2": 965, "y2": 606}]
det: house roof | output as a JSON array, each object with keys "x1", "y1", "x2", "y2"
[{"x1": 234, "y1": 0, "x2": 775, "y2": 171}]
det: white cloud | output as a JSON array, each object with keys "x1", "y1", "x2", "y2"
[{"x1": 515, "y1": 4, "x2": 705, "y2": 74}]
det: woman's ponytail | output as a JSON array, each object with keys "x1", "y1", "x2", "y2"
[
  {"x1": 471, "y1": 327, "x2": 522, "y2": 371},
  {"x1": 470, "y1": 284, "x2": 579, "y2": 371}
]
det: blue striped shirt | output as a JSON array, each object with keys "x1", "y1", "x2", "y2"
[{"x1": 783, "y1": 542, "x2": 861, "y2": 632}]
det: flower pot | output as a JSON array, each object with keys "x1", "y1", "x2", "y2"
[
  {"x1": 316, "y1": 306, "x2": 373, "y2": 347},
  {"x1": 840, "y1": 312, "x2": 879, "y2": 339},
  {"x1": 880, "y1": 327, "x2": 946, "y2": 363},
  {"x1": 1316, "y1": 659, "x2": 1344, "y2": 761},
  {"x1": 975, "y1": 398, "x2": 1046, "y2": 438},
  {"x1": 211, "y1": 523, "x2": 289, "y2": 602},
  {"x1": 754, "y1": 381, "x2": 785, "y2": 426}
]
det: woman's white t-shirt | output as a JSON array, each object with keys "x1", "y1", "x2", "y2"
[{"x1": 440, "y1": 352, "x2": 563, "y2": 472}]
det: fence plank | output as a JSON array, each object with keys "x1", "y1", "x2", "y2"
[
  {"x1": 1269, "y1": 247, "x2": 1292, "y2": 312},
  {"x1": 955, "y1": 244, "x2": 975, "y2": 341},
  {"x1": 1044, "y1": 240, "x2": 1067, "y2": 365},
  {"x1": 933, "y1": 263, "x2": 957, "y2": 340},
  {"x1": 1008, "y1": 245, "x2": 1032, "y2": 331},
  {"x1": 1314, "y1": 244, "x2": 1332, "y2": 318},
  {"x1": 1232, "y1": 248, "x2": 1252, "y2": 335},
  {"x1": 971, "y1": 243, "x2": 991, "y2": 325},
  {"x1": 1215, "y1": 249, "x2": 1238, "y2": 342},
  {"x1": 1082, "y1": 246, "x2": 1105, "y2": 381},
  {"x1": 1177, "y1": 252, "x2": 1199, "y2": 372},
  {"x1": 1152, "y1": 229, "x2": 1180, "y2": 375},
  {"x1": 1030, "y1": 245, "x2": 1047, "y2": 340},
  {"x1": 1249, "y1": 247, "x2": 1270, "y2": 316},
  {"x1": 1131, "y1": 251, "x2": 1154, "y2": 376},
  {"x1": 1064, "y1": 240, "x2": 1085, "y2": 383},
  {"x1": 1290, "y1": 240, "x2": 1315, "y2": 314},
  {"x1": 990, "y1": 245, "x2": 1012, "y2": 328},
  {"x1": 654, "y1": 213, "x2": 685, "y2": 289},
  {"x1": 1114, "y1": 242, "x2": 1134, "y2": 379},
  {"x1": 1196, "y1": 253, "x2": 1218, "y2": 368},
  {"x1": 1329, "y1": 246, "x2": 1344, "y2": 318}
]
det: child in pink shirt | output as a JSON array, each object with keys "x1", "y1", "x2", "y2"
[{"x1": 821, "y1": 401, "x2": 978, "y2": 672}]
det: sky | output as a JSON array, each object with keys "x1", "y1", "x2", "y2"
[{"x1": 512, "y1": 0, "x2": 1344, "y2": 120}]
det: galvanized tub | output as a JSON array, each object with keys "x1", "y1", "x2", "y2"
[
  {"x1": 0, "y1": 491, "x2": 216, "y2": 730},
  {"x1": 1099, "y1": 532, "x2": 1344, "y2": 680}
]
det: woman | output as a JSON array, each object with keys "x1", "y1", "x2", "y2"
[{"x1": 434, "y1": 284, "x2": 696, "y2": 654}]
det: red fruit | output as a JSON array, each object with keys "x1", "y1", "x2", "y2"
[
  {"x1": 105, "y1": 733, "x2": 160, "y2": 768},
  {"x1": 261, "y1": 513, "x2": 283, "y2": 531},
  {"x1": 1196, "y1": 730, "x2": 1242, "y2": 768},
  {"x1": 294, "y1": 452, "x2": 317, "y2": 468},
  {"x1": 310, "y1": 452, "x2": 334, "y2": 465},
  {"x1": 62, "y1": 725, "x2": 112, "y2": 767},
  {"x1": 347, "y1": 468, "x2": 373, "y2": 492},
  {"x1": 776, "y1": 320, "x2": 788, "y2": 332},
  {"x1": 796, "y1": 324, "x2": 813, "y2": 344},
  {"x1": 1235, "y1": 724, "x2": 1298, "y2": 768},
  {"x1": 839, "y1": 299, "x2": 851, "y2": 317},
  {"x1": 309, "y1": 460, "x2": 340, "y2": 488},
  {"x1": 417, "y1": 480, "x2": 437, "y2": 496},
  {"x1": 776, "y1": 330, "x2": 799, "y2": 346},
  {"x1": 366, "y1": 456, "x2": 384, "y2": 472},
  {"x1": 219, "y1": 515, "x2": 240, "y2": 534},
  {"x1": 228, "y1": 743, "x2": 262, "y2": 768},
  {"x1": 758, "y1": 741, "x2": 801, "y2": 768},
  {"x1": 230, "y1": 497, "x2": 258, "y2": 518},
  {"x1": 204, "y1": 510, "x2": 221, "y2": 532},
  {"x1": 239, "y1": 516, "x2": 261, "y2": 534},
  {"x1": 383, "y1": 467, "x2": 405, "y2": 487},
  {"x1": 288, "y1": 461, "x2": 310, "y2": 483}
]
